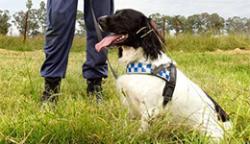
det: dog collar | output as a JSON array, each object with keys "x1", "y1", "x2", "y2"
[
  {"x1": 126, "y1": 62, "x2": 171, "y2": 81},
  {"x1": 136, "y1": 26, "x2": 154, "y2": 38}
]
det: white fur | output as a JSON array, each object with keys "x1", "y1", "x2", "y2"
[{"x1": 116, "y1": 47, "x2": 232, "y2": 142}]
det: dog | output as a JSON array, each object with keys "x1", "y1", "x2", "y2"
[{"x1": 95, "y1": 9, "x2": 232, "y2": 142}]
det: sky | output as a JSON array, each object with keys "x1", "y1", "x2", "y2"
[
  {"x1": 0, "y1": 0, "x2": 250, "y2": 18},
  {"x1": 0, "y1": 0, "x2": 250, "y2": 35}
]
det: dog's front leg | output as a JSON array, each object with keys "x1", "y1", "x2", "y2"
[
  {"x1": 139, "y1": 111, "x2": 150, "y2": 132},
  {"x1": 139, "y1": 103, "x2": 160, "y2": 132}
]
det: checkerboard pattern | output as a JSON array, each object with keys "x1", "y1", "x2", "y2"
[
  {"x1": 158, "y1": 69, "x2": 170, "y2": 81},
  {"x1": 127, "y1": 63, "x2": 152, "y2": 73},
  {"x1": 126, "y1": 62, "x2": 171, "y2": 81}
]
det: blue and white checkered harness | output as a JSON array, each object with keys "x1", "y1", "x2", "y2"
[{"x1": 126, "y1": 62, "x2": 171, "y2": 81}]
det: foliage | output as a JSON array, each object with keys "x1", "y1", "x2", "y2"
[
  {"x1": 169, "y1": 15, "x2": 186, "y2": 35},
  {"x1": 225, "y1": 16, "x2": 250, "y2": 34},
  {"x1": 76, "y1": 10, "x2": 85, "y2": 36},
  {"x1": 11, "y1": 11, "x2": 26, "y2": 35},
  {"x1": 208, "y1": 13, "x2": 225, "y2": 34},
  {"x1": 2, "y1": 4, "x2": 250, "y2": 36},
  {"x1": 0, "y1": 10, "x2": 11, "y2": 35},
  {"x1": 36, "y1": 1, "x2": 46, "y2": 34},
  {"x1": 12, "y1": 10, "x2": 40, "y2": 36},
  {"x1": 12, "y1": 0, "x2": 40, "y2": 36},
  {"x1": 11, "y1": 0, "x2": 46, "y2": 36},
  {"x1": 149, "y1": 12, "x2": 249, "y2": 35}
]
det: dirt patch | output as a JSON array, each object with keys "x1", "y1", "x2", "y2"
[{"x1": 212, "y1": 48, "x2": 250, "y2": 55}]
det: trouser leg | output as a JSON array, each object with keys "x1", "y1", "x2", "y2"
[
  {"x1": 40, "y1": 0, "x2": 78, "y2": 78},
  {"x1": 82, "y1": 0, "x2": 114, "y2": 80}
]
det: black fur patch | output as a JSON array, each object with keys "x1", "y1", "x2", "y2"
[
  {"x1": 205, "y1": 92, "x2": 230, "y2": 122},
  {"x1": 118, "y1": 47, "x2": 123, "y2": 58}
]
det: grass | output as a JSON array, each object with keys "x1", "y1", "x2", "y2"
[
  {"x1": 0, "y1": 34, "x2": 250, "y2": 143},
  {"x1": 1, "y1": 34, "x2": 250, "y2": 52},
  {"x1": 167, "y1": 33, "x2": 250, "y2": 52},
  {"x1": 0, "y1": 35, "x2": 86, "y2": 52}
]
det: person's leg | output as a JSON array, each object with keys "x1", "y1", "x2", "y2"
[
  {"x1": 40, "y1": 0, "x2": 78, "y2": 102},
  {"x1": 83, "y1": 0, "x2": 114, "y2": 102}
]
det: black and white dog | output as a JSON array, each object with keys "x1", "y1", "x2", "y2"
[{"x1": 95, "y1": 9, "x2": 232, "y2": 141}]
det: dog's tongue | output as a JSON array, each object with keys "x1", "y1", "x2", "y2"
[{"x1": 95, "y1": 35, "x2": 122, "y2": 52}]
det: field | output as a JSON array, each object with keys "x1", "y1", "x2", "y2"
[{"x1": 0, "y1": 35, "x2": 250, "y2": 143}]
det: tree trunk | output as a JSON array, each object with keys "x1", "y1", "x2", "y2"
[{"x1": 23, "y1": 11, "x2": 29, "y2": 43}]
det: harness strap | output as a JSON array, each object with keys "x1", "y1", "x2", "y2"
[
  {"x1": 162, "y1": 63, "x2": 177, "y2": 106},
  {"x1": 89, "y1": 0, "x2": 118, "y2": 79},
  {"x1": 152, "y1": 63, "x2": 170, "y2": 75}
]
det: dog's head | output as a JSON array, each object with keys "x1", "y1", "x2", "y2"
[{"x1": 96, "y1": 9, "x2": 164, "y2": 60}]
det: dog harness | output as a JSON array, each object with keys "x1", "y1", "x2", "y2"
[{"x1": 126, "y1": 62, "x2": 177, "y2": 106}]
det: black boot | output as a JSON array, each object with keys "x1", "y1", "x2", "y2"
[
  {"x1": 87, "y1": 78, "x2": 103, "y2": 103},
  {"x1": 41, "y1": 77, "x2": 61, "y2": 103}
]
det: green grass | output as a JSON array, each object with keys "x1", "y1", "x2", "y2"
[
  {"x1": 0, "y1": 35, "x2": 86, "y2": 52},
  {"x1": 1, "y1": 34, "x2": 250, "y2": 52},
  {"x1": 167, "y1": 33, "x2": 250, "y2": 52},
  {"x1": 0, "y1": 43, "x2": 250, "y2": 143}
]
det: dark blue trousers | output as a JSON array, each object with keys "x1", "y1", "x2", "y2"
[{"x1": 40, "y1": 0, "x2": 114, "y2": 79}]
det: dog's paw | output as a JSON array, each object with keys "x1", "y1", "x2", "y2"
[{"x1": 138, "y1": 120, "x2": 149, "y2": 133}]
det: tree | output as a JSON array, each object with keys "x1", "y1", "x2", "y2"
[
  {"x1": 28, "y1": 9, "x2": 40, "y2": 35},
  {"x1": 12, "y1": 11, "x2": 26, "y2": 35},
  {"x1": 245, "y1": 18, "x2": 250, "y2": 34},
  {"x1": 185, "y1": 15, "x2": 197, "y2": 33},
  {"x1": 162, "y1": 15, "x2": 172, "y2": 34},
  {"x1": 186, "y1": 14, "x2": 202, "y2": 34},
  {"x1": 37, "y1": 1, "x2": 46, "y2": 33},
  {"x1": 149, "y1": 13, "x2": 163, "y2": 27},
  {"x1": 149, "y1": 13, "x2": 172, "y2": 37},
  {"x1": 185, "y1": 13, "x2": 224, "y2": 34},
  {"x1": 225, "y1": 16, "x2": 246, "y2": 34},
  {"x1": 207, "y1": 13, "x2": 224, "y2": 34},
  {"x1": 12, "y1": 0, "x2": 40, "y2": 36},
  {"x1": 26, "y1": 0, "x2": 32, "y2": 10},
  {"x1": 76, "y1": 10, "x2": 85, "y2": 35},
  {"x1": 167, "y1": 15, "x2": 186, "y2": 35},
  {"x1": 199, "y1": 12, "x2": 210, "y2": 33},
  {"x1": 0, "y1": 10, "x2": 11, "y2": 35}
]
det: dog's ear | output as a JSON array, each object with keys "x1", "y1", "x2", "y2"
[{"x1": 140, "y1": 24, "x2": 163, "y2": 60}]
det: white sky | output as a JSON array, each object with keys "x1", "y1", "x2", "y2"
[
  {"x1": 1, "y1": 0, "x2": 250, "y2": 35},
  {"x1": 1, "y1": 0, "x2": 250, "y2": 17}
]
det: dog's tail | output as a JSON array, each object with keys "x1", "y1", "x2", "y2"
[{"x1": 205, "y1": 92, "x2": 230, "y2": 123}]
